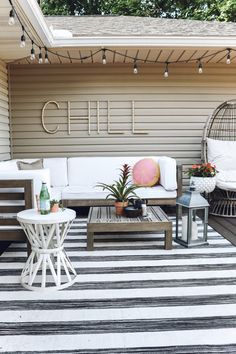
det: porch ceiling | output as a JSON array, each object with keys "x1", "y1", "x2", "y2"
[{"x1": 12, "y1": 46, "x2": 236, "y2": 66}]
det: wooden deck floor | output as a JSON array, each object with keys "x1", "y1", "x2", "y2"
[{"x1": 209, "y1": 215, "x2": 236, "y2": 246}]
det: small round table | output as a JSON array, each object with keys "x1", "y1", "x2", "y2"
[{"x1": 17, "y1": 208, "x2": 77, "y2": 291}]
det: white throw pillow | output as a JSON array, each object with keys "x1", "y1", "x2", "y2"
[{"x1": 207, "y1": 138, "x2": 236, "y2": 171}]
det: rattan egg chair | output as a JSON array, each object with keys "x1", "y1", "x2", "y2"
[{"x1": 202, "y1": 99, "x2": 236, "y2": 217}]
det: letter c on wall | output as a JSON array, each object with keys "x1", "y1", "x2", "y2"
[{"x1": 41, "y1": 101, "x2": 60, "y2": 134}]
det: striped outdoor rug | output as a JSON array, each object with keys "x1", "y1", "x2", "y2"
[{"x1": 0, "y1": 217, "x2": 236, "y2": 353}]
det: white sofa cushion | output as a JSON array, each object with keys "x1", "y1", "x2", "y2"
[
  {"x1": 158, "y1": 156, "x2": 177, "y2": 190},
  {"x1": 43, "y1": 158, "x2": 68, "y2": 187},
  {"x1": 207, "y1": 138, "x2": 236, "y2": 170},
  {"x1": 216, "y1": 169, "x2": 236, "y2": 191},
  {"x1": 0, "y1": 160, "x2": 18, "y2": 172},
  {"x1": 67, "y1": 156, "x2": 177, "y2": 189},
  {"x1": 61, "y1": 184, "x2": 176, "y2": 200},
  {"x1": 67, "y1": 156, "x2": 147, "y2": 187}
]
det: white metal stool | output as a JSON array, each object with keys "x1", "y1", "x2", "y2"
[{"x1": 17, "y1": 208, "x2": 77, "y2": 291}]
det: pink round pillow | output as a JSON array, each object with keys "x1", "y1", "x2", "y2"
[{"x1": 132, "y1": 158, "x2": 160, "y2": 187}]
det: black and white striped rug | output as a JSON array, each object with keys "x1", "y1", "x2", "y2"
[{"x1": 1, "y1": 217, "x2": 236, "y2": 353}]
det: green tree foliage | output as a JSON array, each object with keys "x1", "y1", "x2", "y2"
[{"x1": 40, "y1": 0, "x2": 236, "y2": 22}]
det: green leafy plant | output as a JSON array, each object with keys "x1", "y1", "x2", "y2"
[
  {"x1": 185, "y1": 163, "x2": 218, "y2": 178},
  {"x1": 50, "y1": 199, "x2": 59, "y2": 206},
  {"x1": 96, "y1": 164, "x2": 140, "y2": 202}
]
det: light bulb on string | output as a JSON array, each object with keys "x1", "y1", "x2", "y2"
[
  {"x1": 44, "y1": 48, "x2": 49, "y2": 64},
  {"x1": 8, "y1": 8, "x2": 15, "y2": 25},
  {"x1": 30, "y1": 41, "x2": 35, "y2": 61},
  {"x1": 226, "y1": 49, "x2": 231, "y2": 64},
  {"x1": 198, "y1": 60, "x2": 203, "y2": 74},
  {"x1": 164, "y1": 62, "x2": 169, "y2": 78},
  {"x1": 133, "y1": 61, "x2": 138, "y2": 74},
  {"x1": 102, "y1": 49, "x2": 107, "y2": 64},
  {"x1": 20, "y1": 26, "x2": 26, "y2": 48},
  {"x1": 38, "y1": 47, "x2": 43, "y2": 64}
]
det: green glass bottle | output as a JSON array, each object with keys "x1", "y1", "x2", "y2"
[{"x1": 39, "y1": 182, "x2": 50, "y2": 215}]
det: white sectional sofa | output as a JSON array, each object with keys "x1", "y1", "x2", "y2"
[{"x1": 0, "y1": 156, "x2": 182, "y2": 207}]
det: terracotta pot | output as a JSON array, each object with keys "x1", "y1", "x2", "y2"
[
  {"x1": 51, "y1": 203, "x2": 59, "y2": 213},
  {"x1": 114, "y1": 201, "x2": 128, "y2": 216}
]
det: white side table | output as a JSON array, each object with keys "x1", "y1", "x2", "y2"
[{"x1": 17, "y1": 208, "x2": 77, "y2": 291}]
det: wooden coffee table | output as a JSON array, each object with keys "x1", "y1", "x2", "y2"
[{"x1": 87, "y1": 206, "x2": 172, "y2": 251}]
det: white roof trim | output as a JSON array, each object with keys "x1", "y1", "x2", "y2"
[
  {"x1": 17, "y1": 0, "x2": 53, "y2": 47},
  {"x1": 18, "y1": 0, "x2": 236, "y2": 49},
  {"x1": 52, "y1": 36, "x2": 236, "y2": 48}
]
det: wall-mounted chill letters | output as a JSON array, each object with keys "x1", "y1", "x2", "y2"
[{"x1": 41, "y1": 100, "x2": 148, "y2": 135}]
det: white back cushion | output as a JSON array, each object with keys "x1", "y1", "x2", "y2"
[
  {"x1": 43, "y1": 158, "x2": 68, "y2": 187},
  {"x1": 207, "y1": 138, "x2": 236, "y2": 170},
  {"x1": 67, "y1": 156, "x2": 161, "y2": 187},
  {"x1": 0, "y1": 160, "x2": 18, "y2": 172},
  {"x1": 158, "y1": 156, "x2": 177, "y2": 190}
]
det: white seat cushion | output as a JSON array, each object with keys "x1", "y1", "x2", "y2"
[
  {"x1": 207, "y1": 138, "x2": 236, "y2": 170},
  {"x1": 61, "y1": 185, "x2": 176, "y2": 200},
  {"x1": 62, "y1": 186, "x2": 109, "y2": 200},
  {"x1": 136, "y1": 186, "x2": 177, "y2": 199}
]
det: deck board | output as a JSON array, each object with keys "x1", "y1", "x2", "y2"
[{"x1": 208, "y1": 216, "x2": 236, "y2": 246}]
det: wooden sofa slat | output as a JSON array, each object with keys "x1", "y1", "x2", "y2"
[
  {"x1": 0, "y1": 229, "x2": 26, "y2": 241},
  {"x1": 0, "y1": 193, "x2": 25, "y2": 200},
  {"x1": 0, "y1": 219, "x2": 19, "y2": 225},
  {"x1": 0, "y1": 206, "x2": 24, "y2": 213}
]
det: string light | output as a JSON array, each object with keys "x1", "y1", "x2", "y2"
[
  {"x1": 164, "y1": 62, "x2": 169, "y2": 78},
  {"x1": 133, "y1": 61, "x2": 138, "y2": 74},
  {"x1": 38, "y1": 47, "x2": 43, "y2": 64},
  {"x1": 30, "y1": 41, "x2": 35, "y2": 61},
  {"x1": 226, "y1": 49, "x2": 231, "y2": 64},
  {"x1": 102, "y1": 49, "x2": 107, "y2": 64},
  {"x1": 20, "y1": 26, "x2": 26, "y2": 48},
  {"x1": 44, "y1": 48, "x2": 49, "y2": 64},
  {"x1": 198, "y1": 60, "x2": 203, "y2": 74},
  {"x1": 8, "y1": 8, "x2": 15, "y2": 25},
  {"x1": 6, "y1": 0, "x2": 236, "y2": 71}
]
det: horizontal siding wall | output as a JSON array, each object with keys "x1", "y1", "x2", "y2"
[
  {"x1": 0, "y1": 60, "x2": 10, "y2": 161},
  {"x1": 9, "y1": 63, "x2": 236, "y2": 171}
]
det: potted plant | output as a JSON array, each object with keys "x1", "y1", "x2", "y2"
[
  {"x1": 96, "y1": 164, "x2": 140, "y2": 215},
  {"x1": 50, "y1": 199, "x2": 60, "y2": 213},
  {"x1": 185, "y1": 163, "x2": 218, "y2": 193}
]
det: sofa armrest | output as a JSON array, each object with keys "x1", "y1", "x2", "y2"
[
  {"x1": 177, "y1": 164, "x2": 183, "y2": 197},
  {"x1": 158, "y1": 156, "x2": 177, "y2": 190},
  {"x1": 0, "y1": 169, "x2": 51, "y2": 207}
]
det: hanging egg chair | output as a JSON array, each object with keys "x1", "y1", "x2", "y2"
[{"x1": 202, "y1": 99, "x2": 236, "y2": 217}]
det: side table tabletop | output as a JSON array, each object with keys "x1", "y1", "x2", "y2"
[{"x1": 17, "y1": 208, "x2": 77, "y2": 291}]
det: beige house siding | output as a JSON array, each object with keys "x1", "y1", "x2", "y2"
[
  {"x1": 0, "y1": 61, "x2": 10, "y2": 161},
  {"x1": 9, "y1": 63, "x2": 236, "y2": 169}
]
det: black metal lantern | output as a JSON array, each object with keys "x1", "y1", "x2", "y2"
[{"x1": 175, "y1": 184, "x2": 209, "y2": 247}]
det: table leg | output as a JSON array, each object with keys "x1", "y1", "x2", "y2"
[
  {"x1": 87, "y1": 231, "x2": 94, "y2": 251},
  {"x1": 164, "y1": 228, "x2": 172, "y2": 250}
]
